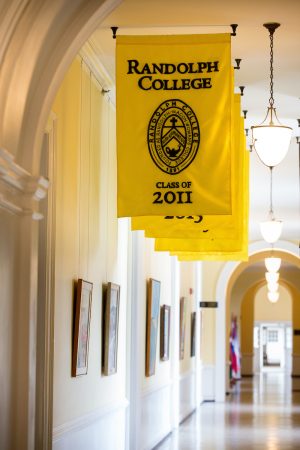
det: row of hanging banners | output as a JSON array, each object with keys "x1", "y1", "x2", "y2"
[{"x1": 116, "y1": 33, "x2": 249, "y2": 261}]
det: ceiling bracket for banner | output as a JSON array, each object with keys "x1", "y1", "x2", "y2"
[
  {"x1": 111, "y1": 26, "x2": 118, "y2": 39},
  {"x1": 239, "y1": 86, "x2": 245, "y2": 96},
  {"x1": 230, "y1": 24, "x2": 238, "y2": 36},
  {"x1": 111, "y1": 24, "x2": 237, "y2": 38},
  {"x1": 234, "y1": 58, "x2": 242, "y2": 70},
  {"x1": 243, "y1": 110, "x2": 248, "y2": 119}
]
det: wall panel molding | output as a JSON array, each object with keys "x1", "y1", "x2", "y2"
[
  {"x1": 201, "y1": 364, "x2": 215, "y2": 401},
  {"x1": 53, "y1": 398, "x2": 129, "y2": 443},
  {"x1": 179, "y1": 370, "x2": 196, "y2": 422},
  {"x1": 141, "y1": 380, "x2": 172, "y2": 398},
  {"x1": 140, "y1": 382, "x2": 172, "y2": 450}
]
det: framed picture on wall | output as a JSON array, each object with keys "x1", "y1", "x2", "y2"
[
  {"x1": 102, "y1": 282, "x2": 120, "y2": 376},
  {"x1": 72, "y1": 279, "x2": 93, "y2": 377},
  {"x1": 191, "y1": 312, "x2": 196, "y2": 357},
  {"x1": 146, "y1": 278, "x2": 161, "y2": 376},
  {"x1": 160, "y1": 305, "x2": 171, "y2": 361},
  {"x1": 179, "y1": 297, "x2": 186, "y2": 360}
]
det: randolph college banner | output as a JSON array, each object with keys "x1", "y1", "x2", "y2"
[
  {"x1": 116, "y1": 34, "x2": 232, "y2": 217},
  {"x1": 131, "y1": 94, "x2": 245, "y2": 240}
]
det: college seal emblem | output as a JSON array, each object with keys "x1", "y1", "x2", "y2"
[{"x1": 147, "y1": 99, "x2": 200, "y2": 175}]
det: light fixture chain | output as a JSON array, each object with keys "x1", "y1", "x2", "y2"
[
  {"x1": 270, "y1": 166, "x2": 274, "y2": 217},
  {"x1": 269, "y1": 30, "x2": 274, "y2": 107}
]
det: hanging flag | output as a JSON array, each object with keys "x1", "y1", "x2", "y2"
[
  {"x1": 131, "y1": 94, "x2": 245, "y2": 241},
  {"x1": 154, "y1": 235, "x2": 243, "y2": 252},
  {"x1": 116, "y1": 33, "x2": 232, "y2": 217},
  {"x1": 170, "y1": 250, "x2": 248, "y2": 262},
  {"x1": 154, "y1": 115, "x2": 249, "y2": 254},
  {"x1": 230, "y1": 315, "x2": 241, "y2": 381}
]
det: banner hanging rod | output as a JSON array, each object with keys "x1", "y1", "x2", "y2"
[{"x1": 110, "y1": 24, "x2": 238, "y2": 39}]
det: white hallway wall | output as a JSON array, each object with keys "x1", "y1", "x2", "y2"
[
  {"x1": 127, "y1": 234, "x2": 202, "y2": 450},
  {"x1": 53, "y1": 230, "x2": 202, "y2": 450},
  {"x1": 50, "y1": 53, "x2": 203, "y2": 450}
]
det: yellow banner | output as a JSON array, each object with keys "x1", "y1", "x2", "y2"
[
  {"x1": 155, "y1": 235, "x2": 243, "y2": 252},
  {"x1": 116, "y1": 34, "x2": 232, "y2": 217},
  {"x1": 154, "y1": 124, "x2": 249, "y2": 253},
  {"x1": 131, "y1": 94, "x2": 244, "y2": 239},
  {"x1": 171, "y1": 251, "x2": 248, "y2": 261}
]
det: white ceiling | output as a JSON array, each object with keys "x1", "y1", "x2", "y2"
[{"x1": 91, "y1": 0, "x2": 300, "y2": 244}]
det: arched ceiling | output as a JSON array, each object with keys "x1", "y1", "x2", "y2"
[{"x1": 230, "y1": 255, "x2": 300, "y2": 312}]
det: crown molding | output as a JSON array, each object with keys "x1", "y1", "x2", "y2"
[{"x1": 79, "y1": 39, "x2": 116, "y2": 107}]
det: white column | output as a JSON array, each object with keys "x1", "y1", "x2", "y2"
[
  {"x1": 170, "y1": 257, "x2": 180, "y2": 429},
  {"x1": 127, "y1": 231, "x2": 143, "y2": 450},
  {"x1": 215, "y1": 293, "x2": 226, "y2": 402},
  {"x1": 194, "y1": 261, "x2": 203, "y2": 405}
]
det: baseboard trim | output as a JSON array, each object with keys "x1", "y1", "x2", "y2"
[
  {"x1": 179, "y1": 408, "x2": 196, "y2": 425},
  {"x1": 152, "y1": 431, "x2": 172, "y2": 450}
]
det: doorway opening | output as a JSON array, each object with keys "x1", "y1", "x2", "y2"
[{"x1": 254, "y1": 322, "x2": 292, "y2": 373}]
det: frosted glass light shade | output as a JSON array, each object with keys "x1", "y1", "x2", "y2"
[
  {"x1": 265, "y1": 257, "x2": 281, "y2": 272},
  {"x1": 265, "y1": 272, "x2": 279, "y2": 283},
  {"x1": 267, "y1": 282, "x2": 279, "y2": 292},
  {"x1": 251, "y1": 107, "x2": 292, "y2": 167},
  {"x1": 260, "y1": 219, "x2": 283, "y2": 243},
  {"x1": 267, "y1": 291, "x2": 279, "y2": 303}
]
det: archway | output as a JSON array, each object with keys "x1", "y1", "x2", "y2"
[
  {"x1": 253, "y1": 283, "x2": 293, "y2": 374},
  {"x1": 0, "y1": 0, "x2": 121, "y2": 171},
  {"x1": 238, "y1": 281, "x2": 293, "y2": 376},
  {"x1": 0, "y1": 2, "x2": 122, "y2": 449},
  {"x1": 215, "y1": 240, "x2": 300, "y2": 402}
]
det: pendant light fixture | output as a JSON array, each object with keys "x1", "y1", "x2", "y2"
[
  {"x1": 265, "y1": 272, "x2": 279, "y2": 283},
  {"x1": 265, "y1": 256, "x2": 281, "y2": 272},
  {"x1": 267, "y1": 282, "x2": 279, "y2": 292},
  {"x1": 260, "y1": 218, "x2": 282, "y2": 243},
  {"x1": 251, "y1": 23, "x2": 292, "y2": 167},
  {"x1": 267, "y1": 291, "x2": 279, "y2": 303},
  {"x1": 260, "y1": 167, "x2": 283, "y2": 243}
]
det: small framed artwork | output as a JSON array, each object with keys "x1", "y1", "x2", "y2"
[
  {"x1": 179, "y1": 297, "x2": 186, "y2": 360},
  {"x1": 146, "y1": 278, "x2": 161, "y2": 376},
  {"x1": 160, "y1": 305, "x2": 171, "y2": 361},
  {"x1": 72, "y1": 279, "x2": 93, "y2": 377},
  {"x1": 191, "y1": 312, "x2": 196, "y2": 357},
  {"x1": 102, "y1": 282, "x2": 120, "y2": 376}
]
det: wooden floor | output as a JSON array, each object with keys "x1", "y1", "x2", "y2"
[{"x1": 155, "y1": 371, "x2": 300, "y2": 449}]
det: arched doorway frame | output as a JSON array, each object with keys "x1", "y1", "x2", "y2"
[
  {"x1": 251, "y1": 280, "x2": 293, "y2": 374},
  {"x1": 0, "y1": 2, "x2": 122, "y2": 448},
  {"x1": 215, "y1": 240, "x2": 300, "y2": 402},
  {"x1": 0, "y1": 0, "x2": 122, "y2": 171}
]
